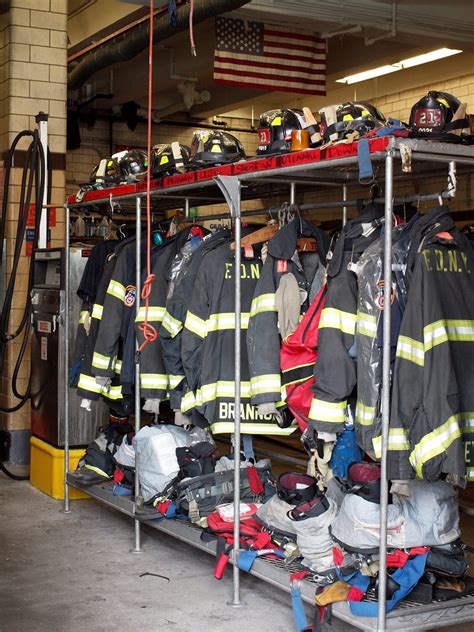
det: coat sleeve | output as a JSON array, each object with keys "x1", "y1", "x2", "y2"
[
  {"x1": 91, "y1": 249, "x2": 131, "y2": 377},
  {"x1": 308, "y1": 270, "x2": 357, "y2": 434},
  {"x1": 159, "y1": 288, "x2": 187, "y2": 392},
  {"x1": 246, "y1": 260, "x2": 281, "y2": 406},
  {"x1": 181, "y1": 267, "x2": 210, "y2": 405}
]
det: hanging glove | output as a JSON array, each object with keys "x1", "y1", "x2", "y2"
[
  {"x1": 143, "y1": 399, "x2": 160, "y2": 414},
  {"x1": 95, "y1": 376, "x2": 112, "y2": 392},
  {"x1": 257, "y1": 402, "x2": 284, "y2": 426},
  {"x1": 80, "y1": 398, "x2": 92, "y2": 412}
]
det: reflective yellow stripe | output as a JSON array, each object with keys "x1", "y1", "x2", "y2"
[
  {"x1": 210, "y1": 422, "x2": 296, "y2": 436},
  {"x1": 79, "y1": 310, "x2": 88, "y2": 325},
  {"x1": 206, "y1": 312, "x2": 250, "y2": 333},
  {"x1": 181, "y1": 390, "x2": 196, "y2": 412},
  {"x1": 91, "y1": 304, "x2": 103, "y2": 320},
  {"x1": 140, "y1": 373, "x2": 168, "y2": 390},
  {"x1": 356, "y1": 401, "x2": 377, "y2": 426},
  {"x1": 373, "y1": 429, "x2": 410, "y2": 459},
  {"x1": 396, "y1": 335, "x2": 425, "y2": 367},
  {"x1": 106, "y1": 385, "x2": 123, "y2": 400},
  {"x1": 319, "y1": 308, "x2": 356, "y2": 335},
  {"x1": 357, "y1": 311, "x2": 377, "y2": 338},
  {"x1": 83, "y1": 464, "x2": 109, "y2": 478},
  {"x1": 136, "y1": 306, "x2": 166, "y2": 323},
  {"x1": 77, "y1": 373, "x2": 102, "y2": 394},
  {"x1": 462, "y1": 413, "x2": 474, "y2": 434},
  {"x1": 250, "y1": 374, "x2": 281, "y2": 395},
  {"x1": 309, "y1": 398, "x2": 347, "y2": 423},
  {"x1": 169, "y1": 374, "x2": 184, "y2": 389},
  {"x1": 161, "y1": 311, "x2": 183, "y2": 337},
  {"x1": 250, "y1": 293, "x2": 277, "y2": 317},
  {"x1": 107, "y1": 279, "x2": 126, "y2": 301},
  {"x1": 409, "y1": 414, "x2": 464, "y2": 478},
  {"x1": 114, "y1": 360, "x2": 122, "y2": 375},
  {"x1": 184, "y1": 311, "x2": 207, "y2": 338},
  {"x1": 92, "y1": 351, "x2": 111, "y2": 370},
  {"x1": 200, "y1": 380, "x2": 252, "y2": 404},
  {"x1": 467, "y1": 467, "x2": 474, "y2": 482},
  {"x1": 424, "y1": 319, "x2": 474, "y2": 351}
]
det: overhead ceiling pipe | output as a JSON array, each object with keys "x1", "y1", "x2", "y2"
[{"x1": 68, "y1": 0, "x2": 250, "y2": 90}]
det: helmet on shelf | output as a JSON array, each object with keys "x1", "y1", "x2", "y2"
[
  {"x1": 119, "y1": 149, "x2": 149, "y2": 182},
  {"x1": 409, "y1": 91, "x2": 470, "y2": 139},
  {"x1": 188, "y1": 130, "x2": 246, "y2": 168},
  {"x1": 256, "y1": 108, "x2": 307, "y2": 155},
  {"x1": 151, "y1": 142, "x2": 190, "y2": 176},
  {"x1": 320, "y1": 101, "x2": 386, "y2": 142}
]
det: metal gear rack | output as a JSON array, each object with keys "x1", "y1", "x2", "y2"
[{"x1": 64, "y1": 136, "x2": 474, "y2": 632}]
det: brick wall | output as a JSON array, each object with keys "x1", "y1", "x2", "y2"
[{"x1": 0, "y1": 2, "x2": 67, "y2": 456}]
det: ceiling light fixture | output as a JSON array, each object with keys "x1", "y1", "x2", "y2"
[{"x1": 335, "y1": 48, "x2": 463, "y2": 85}]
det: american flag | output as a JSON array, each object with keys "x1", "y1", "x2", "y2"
[{"x1": 213, "y1": 17, "x2": 326, "y2": 96}]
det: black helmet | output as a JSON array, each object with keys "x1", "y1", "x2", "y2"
[
  {"x1": 320, "y1": 101, "x2": 386, "y2": 143},
  {"x1": 257, "y1": 108, "x2": 307, "y2": 155},
  {"x1": 188, "y1": 130, "x2": 245, "y2": 168},
  {"x1": 409, "y1": 91, "x2": 468, "y2": 138},
  {"x1": 90, "y1": 155, "x2": 123, "y2": 186},
  {"x1": 151, "y1": 143, "x2": 190, "y2": 176},
  {"x1": 119, "y1": 149, "x2": 148, "y2": 182}
]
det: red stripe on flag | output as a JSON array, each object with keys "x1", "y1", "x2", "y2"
[
  {"x1": 264, "y1": 29, "x2": 324, "y2": 44},
  {"x1": 213, "y1": 77, "x2": 326, "y2": 95},
  {"x1": 215, "y1": 55, "x2": 323, "y2": 76},
  {"x1": 214, "y1": 67, "x2": 325, "y2": 86},
  {"x1": 263, "y1": 51, "x2": 326, "y2": 64},
  {"x1": 263, "y1": 39, "x2": 325, "y2": 54}
]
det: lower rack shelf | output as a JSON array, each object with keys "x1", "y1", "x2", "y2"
[{"x1": 67, "y1": 473, "x2": 474, "y2": 632}]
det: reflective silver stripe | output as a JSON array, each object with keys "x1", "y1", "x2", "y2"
[
  {"x1": 161, "y1": 311, "x2": 183, "y2": 337},
  {"x1": 409, "y1": 414, "x2": 463, "y2": 478},
  {"x1": 210, "y1": 422, "x2": 296, "y2": 436},
  {"x1": 206, "y1": 312, "x2": 250, "y2": 333},
  {"x1": 77, "y1": 373, "x2": 101, "y2": 394},
  {"x1": 91, "y1": 304, "x2": 103, "y2": 320},
  {"x1": 309, "y1": 398, "x2": 347, "y2": 423},
  {"x1": 424, "y1": 319, "x2": 474, "y2": 351},
  {"x1": 373, "y1": 429, "x2": 410, "y2": 459},
  {"x1": 319, "y1": 308, "x2": 357, "y2": 335},
  {"x1": 184, "y1": 311, "x2": 207, "y2": 338},
  {"x1": 92, "y1": 352, "x2": 110, "y2": 370},
  {"x1": 357, "y1": 311, "x2": 377, "y2": 338},
  {"x1": 396, "y1": 335, "x2": 425, "y2": 367},
  {"x1": 140, "y1": 373, "x2": 168, "y2": 389},
  {"x1": 169, "y1": 374, "x2": 184, "y2": 389},
  {"x1": 136, "y1": 306, "x2": 166, "y2": 323},
  {"x1": 250, "y1": 374, "x2": 281, "y2": 395},
  {"x1": 79, "y1": 310, "x2": 88, "y2": 324},
  {"x1": 250, "y1": 293, "x2": 277, "y2": 317},
  {"x1": 356, "y1": 401, "x2": 377, "y2": 426},
  {"x1": 107, "y1": 280, "x2": 126, "y2": 301}
]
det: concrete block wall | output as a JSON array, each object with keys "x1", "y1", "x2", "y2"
[{"x1": 0, "y1": 2, "x2": 68, "y2": 463}]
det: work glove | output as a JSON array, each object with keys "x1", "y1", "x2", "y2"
[
  {"x1": 143, "y1": 399, "x2": 160, "y2": 414},
  {"x1": 95, "y1": 376, "x2": 112, "y2": 391},
  {"x1": 257, "y1": 402, "x2": 284, "y2": 426},
  {"x1": 80, "y1": 398, "x2": 92, "y2": 412}
]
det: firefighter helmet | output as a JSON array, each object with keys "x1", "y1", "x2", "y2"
[
  {"x1": 256, "y1": 108, "x2": 308, "y2": 155},
  {"x1": 320, "y1": 101, "x2": 386, "y2": 142},
  {"x1": 188, "y1": 130, "x2": 245, "y2": 168},
  {"x1": 119, "y1": 149, "x2": 149, "y2": 182},
  {"x1": 409, "y1": 91, "x2": 469, "y2": 138},
  {"x1": 151, "y1": 143, "x2": 190, "y2": 176}
]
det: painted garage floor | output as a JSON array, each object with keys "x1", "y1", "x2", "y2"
[{"x1": 1, "y1": 473, "x2": 472, "y2": 632}]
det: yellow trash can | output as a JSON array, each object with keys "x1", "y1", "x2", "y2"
[{"x1": 30, "y1": 436, "x2": 89, "y2": 500}]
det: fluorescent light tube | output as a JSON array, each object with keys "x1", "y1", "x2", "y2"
[{"x1": 336, "y1": 48, "x2": 463, "y2": 85}]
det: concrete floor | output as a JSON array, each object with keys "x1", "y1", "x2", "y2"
[{"x1": 0, "y1": 473, "x2": 472, "y2": 632}]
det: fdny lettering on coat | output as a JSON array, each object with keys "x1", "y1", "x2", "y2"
[
  {"x1": 224, "y1": 262, "x2": 261, "y2": 280},
  {"x1": 422, "y1": 249, "x2": 471, "y2": 274},
  {"x1": 219, "y1": 402, "x2": 274, "y2": 421}
]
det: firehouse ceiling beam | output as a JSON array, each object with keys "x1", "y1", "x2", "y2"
[{"x1": 68, "y1": 0, "x2": 251, "y2": 91}]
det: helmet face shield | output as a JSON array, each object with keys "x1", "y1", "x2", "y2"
[{"x1": 119, "y1": 149, "x2": 148, "y2": 182}]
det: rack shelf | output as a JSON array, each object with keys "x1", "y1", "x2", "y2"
[
  {"x1": 64, "y1": 136, "x2": 474, "y2": 631},
  {"x1": 67, "y1": 474, "x2": 474, "y2": 632}
]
